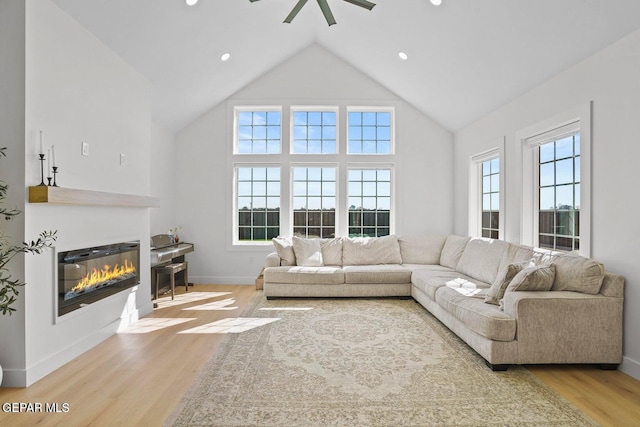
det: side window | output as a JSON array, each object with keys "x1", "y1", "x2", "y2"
[
  {"x1": 538, "y1": 133, "x2": 580, "y2": 252},
  {"x1": 481, "y1": 157, "x2": 500, "y2": 239},
  {"x1": 348, "y1": 168, "x2": 392, "y2": 237},
  {"x1": 236, "y1": 109, "x2": 281, "y2": 154},
  {"x1": 236, "y1": 167, "x2": 280, "y2": 242}
]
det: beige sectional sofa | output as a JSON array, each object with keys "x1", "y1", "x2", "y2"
[{"x1": 263, "y1": 235, "x2": 624, "y2": 370}]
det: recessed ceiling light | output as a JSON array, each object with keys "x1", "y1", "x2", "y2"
[
  {"x1": 398, "y1": 52, "x2": 408, "y2": 60},
  {"x1": 221, "y1": 53, "x2": 231, "y2": 62},
  {"x1": 431, "y1": 0, "x2": 442, "y2": 5},
  {"x1": 186, "y1": 0, "x2": 198, "y2": 6}
]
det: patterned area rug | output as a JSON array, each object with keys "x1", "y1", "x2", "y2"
[{"x1": 167, "y1": 295, "x2": 598, "y2": 426}]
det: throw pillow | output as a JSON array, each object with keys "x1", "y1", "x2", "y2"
[
  {"x1": 292, "y1": 236, "x2": 324, "y2": 267},
  {"x1": 504, "y1": 264, "x2": 556, "y2": 293},
  {"x1": 484, "y1": 262, "x2": 528, "y2": 305},
  {"x1": 272, "y1": 237, "x2": 296, "y2": 266}
]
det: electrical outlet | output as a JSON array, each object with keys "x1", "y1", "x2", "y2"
[
  {"x1": 82, "y1": 142, "x2": 89, "y2": 156},
  {"x1": 120, "y1": 153, "x2": 126, "y2": 166}
]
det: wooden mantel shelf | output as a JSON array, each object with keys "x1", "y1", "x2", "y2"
[{"x1": 28, "y1": 186, "x2": 160, "y2": 208}]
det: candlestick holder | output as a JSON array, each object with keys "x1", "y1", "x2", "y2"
[
  {"x1": 52, "y1": 166, "x2": 59, "y2": 187},
  {"x1": 47, "y1": 177, "x2": 52, "y2": 186},
  {"x1": 38, "y1": 154, "x2": 46, "y2": 186}
]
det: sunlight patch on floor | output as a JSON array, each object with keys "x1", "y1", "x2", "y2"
[
  {"x1": 178, "y1": 317, "x2": 280, "y2": 334},
  {"x1": 154, "y1": 291, "x2": 232, "y2": 308},
  {"x1": 119, "y1": 317, "x2": 196, "y2": 333},
  {"x1": 183, "y1": 297, "x2": 238, "y2": 311}
]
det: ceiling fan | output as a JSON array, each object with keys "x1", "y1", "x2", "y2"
[{"x1": 249, "y1": 0, "x2": 376, "y2": 26}]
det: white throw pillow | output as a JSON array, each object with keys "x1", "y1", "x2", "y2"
[
  {"x1": 272, "y1": 237, "x2": 296, "y2": 266},
  {"x1": 292, "y1": 236, "x2": 324, "y2": 267}
]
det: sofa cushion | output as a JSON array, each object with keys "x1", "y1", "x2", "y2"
[
  {"x1": 492, "y1": 243, "x2": 535, "y2": 290},
  {"x1": 505, "y1": 264, "x2": 556, "y2": 293},
  {"x1": 398, "y1": 235, "x2": 447, "y2": 265},
  {"x1": 320, "y1": 237, "x2": 344, "y2": 266},
  {"x1": 264, "y1": 266, "x2": 344, "y2": 285},
  {"x1": 342, "y1": 235, "x2": 403, "y2": 266},
  {"x1": 533, "y1": 250, "x2": 605, "y2": 294},
  {"x1": 272, "y1": 237, "x2": 296, "y2": 266},
  {"x1": 456, "y1": 238, "x2": 509, "y2": 284},
  {"x1": 436, "y1": 286, "x2": 517, "y2": 342},
  {"x1": 343, "y1": 265, "x2": 412, "y2": 284},
  {"x1": 292, "y1": 236, "x2": 324, "y2": 267},
  {"x1": 484, "y1": 262, "x2": 528, "y2": 305},
  {"x1": 411, "y1": 270, "x2": 479, "y2": 301},
  {"x1": 439, "y1": 235, "x2": 470, "y2": 269}
]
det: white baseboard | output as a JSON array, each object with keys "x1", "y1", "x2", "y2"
[
  {"x1": 190, "y1": 276, "x2": 256, "y2": 285},
  {"x1": 621, "y1": 355, "x2": 640, "y2": 380}
]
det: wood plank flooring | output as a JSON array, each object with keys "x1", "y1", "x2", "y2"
[{"x1": 1, "y1": 285, "x2": 639, "y2": 426}]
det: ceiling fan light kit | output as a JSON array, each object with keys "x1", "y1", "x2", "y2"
[{"x1": 250, "y1": 0, "x2": 377, "y2": 26}]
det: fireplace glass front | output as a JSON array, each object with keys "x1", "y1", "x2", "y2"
[{"x1": 58, "y1": 241, "x2": 140, "y2": 316}]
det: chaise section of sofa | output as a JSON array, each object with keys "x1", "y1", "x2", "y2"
[{"x1": 262, "y1": 234, "x2": 624, "y2": 370}]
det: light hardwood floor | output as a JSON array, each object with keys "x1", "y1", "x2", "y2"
[{"x1": 1, "y1": 285, "x2": 639, "y2": 427}]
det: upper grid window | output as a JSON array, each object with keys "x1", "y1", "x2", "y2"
[
  {"x1": 538, "y1": 133, "x2": 580, "y2": 252},
  {"x1": 236, "y1": 109, "x2": 281, "y2": 154},
  {"x1": 292, "y1": 109, "x2": 337, "y2": 154},
  {"x1": 292, "y1": 167, "x2": 336, "y2": 238},
  {"x1": 348, "y1": 110, "x2": 392, "y2": 154},
  {"x1": 348, "y1": 168, "x2": 392, "y2": 237},
  {"x1": 237, "y1": 167, "x2": 280, "y2": 242},
  {"x1": 481, "y1": 158, "x2": 500, "y2": 239}
]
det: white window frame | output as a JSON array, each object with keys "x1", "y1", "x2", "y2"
[
  {"x1": 346, "y1": 106, "x2": 395, "y2": 155},
  {"x1": 234, "y1": 106, "x2": 283, "y2": 155},
  {"x1": 469, "y1": 141, "x2": 504, "y2": 239},
  {"x1": 290, "y1": 106, "x2": 339, "y2": 155},
  {"x1": 232, "y1": 164, "x2": 282, "y2": 246},
  {"x1": 517, "y1": 103, "x2": 591, "y2": 256},
  {"x1": 347, "y1": 164, "x2": 395, "y2": 237}
]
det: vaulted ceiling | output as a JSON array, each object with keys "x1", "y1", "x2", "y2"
[{"x1": 51, "y1": 0, "x2": 640, "y2": 133}]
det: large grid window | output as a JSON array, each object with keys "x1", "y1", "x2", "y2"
[
  {"x1": 292, "y1": 167, "x2": 336, "y2": 238},
  {"x1": 237, "y1": 110, "x2": 281, "y2": 154},
  {"x1": 538, "y1": 133, "x2": 580, "y2": 252},
  {"x1": 237, "y1": 167, "x2": 280, "y2": 241},
  {"x1": 292, "y1": 110, "x2": 337, "y2": 154},
  {"x1": 481, "y1": 158, "x2": 500, "y2": 239},
  {"x1": 347, "y1": 110, "x2": 392, "y2": 154},
  {"x1": 348, "y1": 169, "x2": 391, "y2": 237}
]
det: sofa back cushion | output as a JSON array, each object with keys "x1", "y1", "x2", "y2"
[
  {"x1": 398, "y1": 235, "x2": 447, "y2": 264},
  {"x1": 533, "y1": 250, "x2": 605, "y2": 294},
  {"x1": 272, "y1": 237, "x2": 296, "y2": 266},
  {"x1": 456, "y1": 238, "x2": 509, "y2": 284},
  {"x1": 439, "y1": 235, "x2": 470, "y2": 269},
  {"x1": 320, "y1": 237, "x2": 344, "y2": 266},
  {"x1": 342, "y1": 235, "x2": 403, "y2": 266},
  {"x1": 292, "y1": 236, "x2": 324, "y2": 267}
]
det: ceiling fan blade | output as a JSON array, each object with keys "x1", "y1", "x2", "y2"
[
  {"x1": 284, "y1": 0, "x2": 309, "y2": 23},
  {"x1": 342, "y1": 0, "x2": 376, "y2": 11},
  {"x1": 249, "y1": 0, "x2": 261, "y2": 2},
  {"x1": 317, "y1": 0, "x2": 337, "y2": 26}
]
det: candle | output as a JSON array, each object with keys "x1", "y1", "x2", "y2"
[
  {"x1": 47, "y1": 148, "x2": 51, "y2": 175},
  {"x1": 52, "y1": 145, "x2": 56, "y2": 167},
  {"x1": 39, "y1": 131, "x2": 44, "y2": 155}
]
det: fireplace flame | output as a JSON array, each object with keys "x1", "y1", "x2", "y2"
[{"x1": 70, "y1": 259, "x2": 137, "y2": 295}]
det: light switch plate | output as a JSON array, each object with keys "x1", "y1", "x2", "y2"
[
  {"x1": 82, "y1": 142, "x2": 89, "y2": 156},
  {"x1": 120, "y1": 153, "x2": 126, "y2": 166}
]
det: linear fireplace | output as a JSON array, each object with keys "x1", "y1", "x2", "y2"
[{"x1": 58, "y1": 241, "x2": 140, "y2": 316}]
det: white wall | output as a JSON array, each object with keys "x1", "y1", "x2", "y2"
[
  {"x1": 150, "y1": 122, "x2": 177, "y2": 235},
  {"x1": 453, "y1": 28, "x2": 640, "y2": 379},
  {"x1": 175, "y1": 44, "x2": 454, "y2": 284},
  {"x1": 0, "y1": 0, "x2": 154, "y2": 387},
  {"x1": 0, "y1": 0, "x2": 27, "y2": 385}
]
